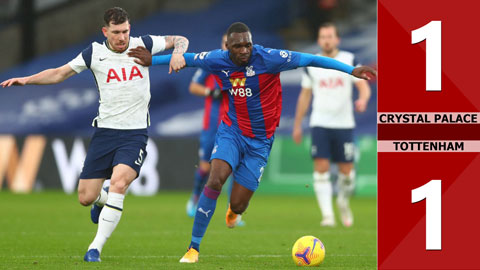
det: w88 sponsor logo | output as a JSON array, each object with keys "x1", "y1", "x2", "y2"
[
  {"x1": 229, "y1": 87, "x2": 252, "y2": 97},
  {"x1": 228, "y1": 77, "x2": 252, "y2": 97}
]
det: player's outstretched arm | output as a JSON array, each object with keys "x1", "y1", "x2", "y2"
[
  {"x1": 129, "y1": 47, "x2": 198, "y2": 69},
  {"x1": 298, "y1": 53, "x2": 377, "y2": 80},
  {"x1": 1, "y1": 64, "x2": 76, "y2": 88},
  {"x1": 128, "y1": 47, "x2": 175, "y2": 68},
  {"x1": 165, "y1": 35, "x2": 189, "y2": 74},
  {"x1": 128, "y1": 47, "x2": 199, "y2": 71},
  {"x1": 128, "y1": 47, "x2": 182, "y2": 66}
]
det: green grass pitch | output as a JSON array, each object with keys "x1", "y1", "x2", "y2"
[{"x1": 0, "y1": 191, "x2": 376, "y2": 269}]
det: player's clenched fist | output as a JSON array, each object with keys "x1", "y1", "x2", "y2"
[
  {"x1": 169, "y1": 53, "x2": 186, "y2": 74},
  {"x1": 352, "y1": 66, "x2": 377, "y2": 80}
]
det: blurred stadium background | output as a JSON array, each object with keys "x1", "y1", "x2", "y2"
[
  {"x1": 0, "y1": 1, "x2": 377, "y2": 268},
  {"x1": 0, "y1": 0, "x2": 376, "y2": 197}
]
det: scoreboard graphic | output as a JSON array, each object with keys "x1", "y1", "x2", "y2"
[{"x1": 378, "y1": 0, "x2": 480, "y2": 268}]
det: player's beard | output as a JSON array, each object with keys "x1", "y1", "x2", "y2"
[
  {"x1": 322, "y1": 46, "x2": 333, "y2": 55},
  {"x1": 322, "y1": 45, "x2": 338, "y2": 57}
]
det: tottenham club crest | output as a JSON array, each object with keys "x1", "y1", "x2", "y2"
[{"x1": 246, "y1": 65, "x2": 255, "y2": 77}]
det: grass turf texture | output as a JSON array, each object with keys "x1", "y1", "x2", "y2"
[{"x1": 0, "y1": 191, "x2": 376, "y2": 269}]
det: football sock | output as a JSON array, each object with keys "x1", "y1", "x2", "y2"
[
  {"x1": 313, "y1": 171, "x2": 334, "y2": 219},
  {"x1": 192, "y1": 168, "x2": 209, "y2": 203},
  {"x1": 88, "y1": 192, "x2": 124, "y2": 253},
  {"x1": 226, "y1": 177, "x2": 234, "y2": 205},
  {"x1": 189, "y1": 186, "x2": 220, "y2": 251},
  {"x1": 93, "y1": 187, "x2": 108, "y2": 207},
  {"x1": 337, "y1": 170, "x2": 355, "y2": 200}
]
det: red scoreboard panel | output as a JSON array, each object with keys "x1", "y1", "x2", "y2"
[{"x1": 378, "y1": 0, "x2": 480, "y2": 269}]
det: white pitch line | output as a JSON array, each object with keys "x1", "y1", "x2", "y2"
[{"x1": 2, "y1": 254, "x2": 376, "y2": 259}]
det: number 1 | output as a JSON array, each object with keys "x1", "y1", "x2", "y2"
[
  {"x1": 411, "y1": 180, "x2": 442, "y2": 250},
  {"x1": 411, "y1": 21, "x2": 442, "y2": 91}
]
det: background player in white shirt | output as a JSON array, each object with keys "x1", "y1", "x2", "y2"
[
  {"x1": 1, "y1": 7, "x2": 189, "y2": 262},
  {"x1": 292, "y1": 23, "x2": 371, "y2": 227}
]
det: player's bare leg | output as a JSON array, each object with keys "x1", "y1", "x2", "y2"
[
  {"x1": 78, "y1": 178, "x2": 105, "y2": 206},
  {"x1": 85, "y1": 164, "x2": 137, "y2": 262},
  {"x1": 181, "y1": 159, "x2": 231, "y2": 263},
  {"x1": 337, "y1": 163, "x2": 355, "y2": 227},
  {"x1": 313, "y1": 158, "x2": 335, "y2": 226},
  {"x1": 226, "y1": 181, "x2": 253, "y2": 228},
  {"x1": 205, "y1": 159, "x2": 231, "y2": 190},
  {"x1": 78, "y1": 178, "x2": 109, "y2": 225}
]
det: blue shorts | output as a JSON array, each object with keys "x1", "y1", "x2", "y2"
[
  {"x1": 311, "y1": 127, "x2": 354, "y2": 163},
  {"x1": 199, "y1": 129, "x2": 217, "y2": 162},
  {"x1": 210, "y1": 122, "x2": 273, "y2": 192},
  {"x1": 79, "y1": 128, "x2": 148, "y2": 180}
]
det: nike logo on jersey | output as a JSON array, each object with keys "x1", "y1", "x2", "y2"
[
  {"x1": 221, "y1": 70, "x2": 230, "y2": 77},
  {"x1": 99, "y1": 57, "x2": 107, "y2": 61},
  {"x1": 198, "y1": 207, "x2": 212, "y2": 218}
]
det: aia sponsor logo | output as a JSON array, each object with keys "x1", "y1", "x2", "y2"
[
  {"x1": 106, "y1": 66, "x2": 144, "y2": 83},
  {"x1": 318, "y1": 77, "x2": 344, "y2": 89}
]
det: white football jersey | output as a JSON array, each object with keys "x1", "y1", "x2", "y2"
[
  {"x1": 301, "y1": 51, "x2": 361, "y2": 129},
  {"x1": 68, "y1": 35, "x2": 166, "y2": 129}
]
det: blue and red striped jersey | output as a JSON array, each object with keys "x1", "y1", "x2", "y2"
[
  {"x1": 191, "y1": 68, "x2": 225, "y2": 131},
  {"x1": 190, "y1": 45, "x2": 301, "y2": 139}
]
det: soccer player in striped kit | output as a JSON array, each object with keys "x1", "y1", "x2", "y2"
[
  {"x1": 1, "y1": 7, "x2": 189, "y2": 262},
  {"x1": 129, "y1": 21, "x2": 376, "y2": 263},
  {"x1": 186, "y1": 34, "x2": 246, "y2": 227}
]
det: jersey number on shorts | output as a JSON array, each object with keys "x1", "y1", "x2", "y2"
[
  {"x1": 344, "y1": 143, "x2": 355, "y2": 161},
  {"x1": 135, "y1": 149, "x2": 145, "y2": 166}
]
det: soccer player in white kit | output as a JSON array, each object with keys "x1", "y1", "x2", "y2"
[
  {"x1": 1, "y1": 7, "x2": 189, "y2": 262},
  {"x1": 292, "y1": 23, "x2": 372, "y2": 227}
]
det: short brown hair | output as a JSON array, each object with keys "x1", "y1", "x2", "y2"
[
  {"x1": 104, "y1": 7, "x2": 129, "y2": 26},
  {"x1": 319, "y1": 22, "x2": 339, "y2": 37}
]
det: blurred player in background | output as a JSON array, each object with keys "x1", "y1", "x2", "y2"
[
  {"x1": 1, "y1": 7, "x2": 189, "y2": 262},
  {"x1": 186, "y1": 33, "x2": 245, "y2": 226},
  {"x1": 292, "y1": 23, "x2": 371, "y2": 227},
  {"x1": 129, "y1": 21, "x2": 376, "y2": 263},
  {"x1": 186, "y1": 34, "x2": 226, "y2": 217}
]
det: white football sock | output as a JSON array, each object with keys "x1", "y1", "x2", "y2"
[
  {"x1": 337, "y1": 171, "x2": 355, "y2": 226},
  {"x1": 313, "y1": 171, "x2": 334, "y2": 219},
  {"x1": 94, "y1": 188, "x2": 108, "y2": 207},
  {"x1": 337, "y1": 170, "x2": 355, "y2": 200},
  {"x1": 88, "y1": 192, "x2": 124, "y2": 253}
]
